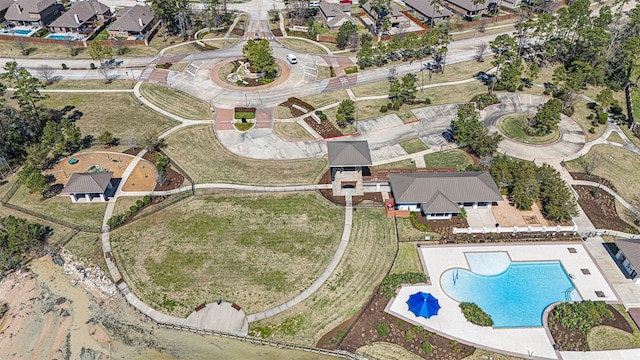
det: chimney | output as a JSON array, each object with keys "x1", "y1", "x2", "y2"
[
  {"x1": 138, "y1": 18, "x2": 144, "y2": 27},
  {"x1": 74, "y1": 13, "x2": 80, "y2": 25}
]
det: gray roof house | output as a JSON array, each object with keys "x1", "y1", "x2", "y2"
[
  {"x1": 4, "y1": 0, "x2": 64, "y2": 26},
  {"x1": 389, "y1": 172, "x2": 502, "y2": 219},
  {"x1": 319, "y1": 0, "x2": 356, "y2": 32},
  {"x1": 327, "y1": 140, "x2": 372, "y2": 167},
  {"x1": 361, "y1": 2, "x2": 409, "y2": 28},
  {"x1": 60, "y1": 172, "x2": 114, "y2": 203},
  {"x1": 444, "y1": 0, "x2": 489, "y2": 17},
  {"x1": 404, "y1": 0, "x2": 453, "y2": 23},
  {"x1": 107, "y1": 4, "x2": 156, "y2": 37},
  {"x1": 614, "y1": 239, "x2": 640, "y2": 283},
  {"x1": 0, "y1": 0, "x2": 14, "y2": 22},
  {"x1": 49, "y1": 0, "x2": 111, "y2": 35}
]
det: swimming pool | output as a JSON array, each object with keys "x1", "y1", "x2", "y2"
[
  {"x1": 12, "y1": 29, "x2": 31, "y2": 35},
  {"x1": 441, "y1": 253, "x2": 581, "y2": 328},
  {"x1": 47, "y1": 34, "x2": 75, "y2": 40}
]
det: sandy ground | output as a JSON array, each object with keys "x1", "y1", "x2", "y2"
[
  {"x1": 0, "y1": 255, "x2": 333, "y2": 360},
  {"x1": 46, "y1": 152, "x2": 157, "y2": 192},
  {"x1": 491, "y1": 195, "x2": 550, "y2": 227}
]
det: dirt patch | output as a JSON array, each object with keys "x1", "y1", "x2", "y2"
[
  {"x1": 573, "y1": 185, "x2": 637, "y2": 233},
  {"x1": 272, "y1": 29, "x2": 283, "y2": 37},
  {"x1": 304, "y1": 117, "x2": 342, "y2": 138},
  {"x1": 570, "y1": 172, "x2": 617, "y2": 192},
  {"x1": 337, "y1": 292, "x2": 475, "y2": 359},
  {"x1": 231, "y1": 28, "x2": 244, "y2": 37},
  {"x1": 141, "y1": 152, "x2": 184, "y2": 191},
  {"x1": 491, "y1": 195, "x2": 549, "y2": 227},
  {"x1": 548, "y1": 304, "x2": 633, "y2": 351}
]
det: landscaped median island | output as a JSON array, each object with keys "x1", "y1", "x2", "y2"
[{"x1": 110, "y1": 193, "x2": 345, "y2": 316}]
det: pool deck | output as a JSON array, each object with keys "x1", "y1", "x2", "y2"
[{"x1": 385, "y1": 242, "x2": 618, "y2": 360}]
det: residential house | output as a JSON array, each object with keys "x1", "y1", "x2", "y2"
[
  {"x1": 404, "y1": 0, "x2": 453, "y2": 25},
  {"x1": 327, "y1": 140, "x2": 372, "y2": 196},
  {"x1": 614, "y1": 239, "x2": 640, "y2": 284},
  {"x1": 4, "y1": 0, "x2": 64, "y2": 27},
  {"x1": 107, "y1": 4, "x2": 156, "y2": 38},
  {"x1": 361, "y1": 1, "x2": 410, "y2": 29},
  {"x1": 0, "y1": 0, "x2": 14, "y2": 23},
  {"x1": 319, "y1": 0, "x2": 356, "y2": 32},
  {"x1": 60, "y1": 172, "x2": 115, "y2": 203},
  {"x1": 49, "y1": 0, "x2": 111, "y2": 35},
  {"x1": 444, "y1": 0, "x2": 489, "y2": 17},
  {"x1": 388, "y1": 172, "x2": 503, "y2": 219}
]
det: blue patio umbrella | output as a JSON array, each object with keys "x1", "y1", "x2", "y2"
[{"x1": 407, "y1": 292, "x2": 441, "y2": 319}]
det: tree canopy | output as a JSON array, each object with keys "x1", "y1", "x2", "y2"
[
  {"x1": 0, "y1": 216, "x2": 51, "y2": 272},
  {"x1": 450, "y1": 103, "x2": 502, "y2": 157},
  {"x1": 242, "y1": 39, "x2": 277, "y2": 78}
]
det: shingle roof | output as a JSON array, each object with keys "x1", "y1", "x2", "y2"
[
  {"x1": 319, "y1": 0, "x2": 350, "y2": 18},
  {"x1": 327, "y1": 12, "x2": 355, "y2": 28},
  {"x1": 362, "y1": 2, "x2": 405, "y2": 18},
  {"x1": 389, "y1": 172, "x2": 503, "y2": 209},
  {"x1": 405, "y1": 0, "x2": 453, "y2": 18},
  {"x1": 50, "y1": 0, "x2": 109, "y2": 28},
  {"x1": 445, "y1": 0, "x2": 488, "y2": 12},
  {"x1": 327, "y1": 140, "x2": 372, "y2": 167},
  {"x1": 108, "y1": 4, "x2": 154, "y2": 32},
  {"x1": 0, "y1": 0, "x2": 15, "y2": 13},
  {"x1": 615, "y1": 239, "x2": 640, "y2": 274},
  {"x1": 61, "y1": 172, "x2": 113, "y2": 194},
  {"x1": 421, "y1": 190, "x2": 461, "y2": 213},
  {"x1": 5, "y1": 0, "x2": 58, "y2": 21}
]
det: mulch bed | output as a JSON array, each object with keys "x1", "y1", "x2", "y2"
[
  {"x1": 335, "y1": 292, "x2": 475, "y2": 359},
  {"x1": 414, "y1": 213, "x2": 469, "y2": 236},
  {"x1": 231, "y1": 28, "x2": 244, "y2": 36},
  {"x1": 569, "y1": 172, "x2": 617, "y2": 192},
  {"x1": 122, "y1": 147, "x2": 142, "y2": 156},
  {"x1": 304, "y1": 117, "x2": 342, "y2": 138},
  {"x1": 271, "y1": 29, "x2": 283, "y2": 37},
  {"x1": 548, "y1": 304, "x2": 633, "y2": 351},
  {"x1": 279, "y1": 100, "x2": 309, "y2": 117},
  {"x1": 573, "y1": 185, "x2": 637, "y2": 233},
  {"x1": 140, "y1": 152, "x2": 185, "y2": 192}
]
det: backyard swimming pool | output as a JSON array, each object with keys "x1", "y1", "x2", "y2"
[
  {"x1": 441, "y1": 252, "x2": 581, "y2": 328},
  {"x1": 47, "y1": 34, "x2": 75, "y2": 40}
]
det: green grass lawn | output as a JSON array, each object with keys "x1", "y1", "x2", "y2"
[
  {"x1": 394, "y1": 217, "x2": 440, "y2": 241},
  {"x1": 372, "y1": 159, "x2": 416, "y2": 169},
  {"x1": 0, "y1": 39, "x2": 158, "y2": 58},
  {"x1": 390, "y1": 242, "x2": 423, "y2": 274},
  {"x1": 278, "y1": 38, "x2": 329, "y2": 55},
  {"x1": 565, "y1": 145, "x2": 640, "y2": 208},
  {"x1": 317, "y1": 66, "x2": 332, "y2": 80},
  {"x1": 273, "y1": 122, "x2": 316, "y2": 140},
  {"x1": 45, "y1": 80, "x2": 137, "y2": 90},
  {"x1": 7, "y1": 185, "x2": 106, "y2": 230},
  {"x1": 274, "y1": 106, "x2": 294, "y2": 119},
  {"x1": 248, "y1": 208, "x2": 396, "y2": 345},
  {"x1": 423, "y1": 149, "x2": 473, "y2": 170},
  {"x1": 301, "y1": 90, "x2": 348, "y2": 109},
  {"x1": 498, "y1": 114, "x2": 559, "y2": 144},
  {"x1": 632, "y1": 88, "x2": 640, "y2": 121},
  {"x1": 164, "y1": 126, "x2": 327, "y2": 185},
  {"x1": 572, "y1": 98, "x2": 606, "y2": 142},
  {"x1": 111, "y1": 193, "x2": 345, "y2": 316},
  {"x1": 40, "y1": 92, "x2": 180, "y2": 139},
  {"x1": 139, "y1": 83, "x2": 213, "y2": 120},
  {"x1": 399, "y1": 138, "x2": 429, "y2": 154}
]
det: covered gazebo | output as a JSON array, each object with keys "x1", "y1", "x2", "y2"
[
  {"x1": 60, "y1": 172, "x2": 114, "y2": 203},
  {"x1": 327, "y1": 140, "x2": 372, "y2": 196}
]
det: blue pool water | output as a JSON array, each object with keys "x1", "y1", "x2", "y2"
[
  {"x1": 47, "y1": 34, "x2": 74, "y2": 40},
  {"x1": 12, "y1": 29, "x2": 31, "y2": 35},
  {"x1": 441, "y1": 259, "x2": 580, "y2": 328}
]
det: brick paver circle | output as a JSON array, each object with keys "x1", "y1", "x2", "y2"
[{"x1": 209, "y1": 57, "x2": 292, "y2": 92}]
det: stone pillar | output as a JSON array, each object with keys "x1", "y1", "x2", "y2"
[
  {"x1": 85, "y1": 194, "x2": 91, "y2": 202},
  {"x1": 70, "y1": 194, "x2": 77, "y2": 203},
  {"x1": 99, "y1": 194, "x2": 105, "y2": 202}
]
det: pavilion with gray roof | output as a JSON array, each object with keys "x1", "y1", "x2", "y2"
[
  {"x1": 614, "y1": 239, "x2": 640, "y2": 283},
  {"x1": 327, "y1": 140, "x2": 372, "y2": 196},
  {"x1": 60, "y1": 172, "x2": 114, "y2": 203},
  {"x1": 389, "y1": 171, "x2": 502, "y2": 219}
]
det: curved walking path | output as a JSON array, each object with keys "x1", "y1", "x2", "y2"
[{"x1": 571, "y1": 180, "x2": 640, "y2": 217}]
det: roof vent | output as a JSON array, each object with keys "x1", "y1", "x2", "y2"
[
  {"x1": 139, "y1": 18, "x2": 144, "y2": 27},
  {"x1": 74, "y1": 13, "x2": 80, "y2": 24}
]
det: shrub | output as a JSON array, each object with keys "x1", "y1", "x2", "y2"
[
  {"x1": 410, "y1": 212, "x2": 432, "y2": 232},
  {"x1": 130, "y1": 205, "x2": 138, "y2": 213},
  {"x1": 107, "y1": 214, "x2": 127, "y2": 228},
  {"x1": 517, "y1": 84, "x2": 524, "y2": 91},
  {"x1": 234, "y1": 111, "x2": 256, "y2": 120},
  {"x1": 392, "y1": 100, "x2": 401, "y2": 110},
  {"x1": 610, "y1": 105, "x2": 623, "y2": 114},
  {"x1": 459, "y1": 302, "x2": 494, "y2": 326},
  {"x1": 380, "y1": 105, "x2": 388, "y2": 113},
  {"x1": 422, "y1": 342, "x2": 432, "y2": 354},
  {"x1": 387, "y1": 102, "x2": 393, "y2": 109},
  {"x1": 380, "y1": 273, "x2": 428, "y2": 298},
  {"x1": 319, "y1": 113, "x2": 327, "y2": 121},
  {"x1": 554, "y1": 301, "x2": 612, "y2": 334},
  {"x1": 143, "y1": 195, "x2": 152, "y2": 205},
  {"x1": 589, "y1": 127, "x2": 596, "y2": 133},
  {"x1": 543, "y1": 88, "x2": 551, "y2": 95},
  {"x1": 458, "y1": 207, "x2": 467, "y2": 220},
  {"x1": 315, "y1": 110, "x2": 323, "y2": 115},
  {"x1": 472, "y1": 94, "x2": 501, "y2": 109},
  {"x1": 376, "y1": 323, "x2": 389, "y2": 337},
  {"x1": 90, "y1": 63, "x2": 96, "y2": 69},
  {"x1": 136, "y1": 200, "x2": 144, "y2": 208},
  {"x1": 61, "y1": 63, "x2": 68, "y2": 70},
  {"x1": 424, "y1": 98, "x2": 431, "y2": 104},
  {"x1": 587, "y1": 113, "x2": 594, "y2": 120},
  {"x1": 562, "y1": 107, "x2": 574, "y2": 117},
  {"x1": 597, "y1": 111, "x2": 608, "y2": 124}
]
